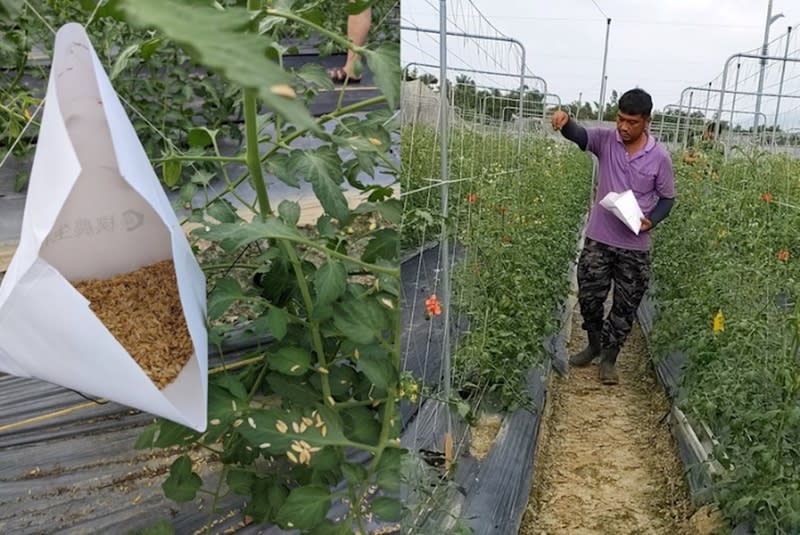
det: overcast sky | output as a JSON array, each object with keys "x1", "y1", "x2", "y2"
[{"x1": 401, "y1": 0, "x2": 800, "y2": 122}]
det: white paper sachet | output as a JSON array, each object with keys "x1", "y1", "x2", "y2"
[
  {"x1": 599, "y1": 190, "x2": 645, "y2": 235},
  {"x1": 0, "y1": 23, "x2": 208, "y2": 431}
]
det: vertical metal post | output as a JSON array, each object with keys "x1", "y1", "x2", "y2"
[
  {"x1": 577, "y1": 91, "x2": 582, "y2": 120},
  {"x1": 755, "y1": 0, "x2": 784, "y2": 131},
  {"x1": 437, "y1": 0, "x2": 452, "y2": 423},
  {"x1": 518, "y1": 47, "x2": 526, "y2": 154},
  {"x1": 703, "y1": 81, "x2": 712, "y2": 121},
  {"x1": 730, "y1": 62, "x2": 741, "y2": 141},
  {"x1": 675, "y1": 90, "x2": 686, "y2": 142},
  {"x1": 683, "y1": 91, "x2": 694, "y2": 148},
  {"x1": 597, "y1": 18, "x2": 611, "y2": 120},
  {"x1": 716, "y1": 56, "x2": 731, "y2": 141},
  {"x1": 772, "y1": 26, "x2": 792, "y2": 146}
]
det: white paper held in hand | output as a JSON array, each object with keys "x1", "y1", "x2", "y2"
[
  {"x1": 0, "y1": 23, "x2": 208, "y2": 431},
  {"x1": 599, "y1": 189, "x2": 645, "y2": 235}
]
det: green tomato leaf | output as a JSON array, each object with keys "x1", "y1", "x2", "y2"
[
  {"x1": 275, "y1": 485, "x2": 331, "y2": 531},
  {"x1": 116, "y1": 0, "x2": 319, "y2": 132},
  {"x1": 349, "y1": 154, "x2": 374, "y2": 184},
  {"x1": 109, "y1": 43, "x2": 141, "y2": 80},
  {"x1": 333, "y1": 298, "x2": 388, "y2": 345},
  {"x1": 365, "y1": 42, "x2": 400, "y2": 109},
  {"x1": 0, "y1": 0, "x2": 23, "y2": 19},
  {"x1": 288, "y1": 147, "x2": 349, "y2": 221},
  {"x1": 315, "y1": 260, "x2": 347, "y2": 306},
  {"x1": 206, "y1": 198, "x2": 238, "y2": 223},
  {"x1": 268, "y1": 153, "x2": 299, "y2": 187},
  {"x1": 237, "y1": 406, "x2": 350, "y2": 452},
  {"x1": 140, "y1": 37, "x2": 162, "y2": 60},
  {"x1": 309, "y1": 520, "x2": 353, "y2": 535},
  {"x1": 151, "y1": 419, "x2": 200, "y2": 448},
  {"x1": 328, "y1": 364, "x2": 358, "y2": 399},
  {"x1": 356, "y1": 344, "x2": 397, "y2": 390},
  {"x1": 376, "y1": 447, "x2": 402, "y2": 494},
  {"x1": 341, "y1": 462, "x2": 367, "y2": 487},
  {"x1": 316, "y1": 215, "x2": 337, "y2": 238},
  {"x1": 194, "y1": 219, "x2": 302, "y2": 250},
  {"x1": 180, "y1": 182, "x2": 198, "y2": 203},
  {"x1": 362, "y1": 228, "x2": 399, "y2": 263},
  {"x1": 270, "y1": 346, "x2": 313, "y2": 376},
  {"x1": 214, "y1": 373, "x2": 249, "y2": 401},
  {"x1": 191, "y1": 169, "x2": 215, "y2": 186},
  {"x1": 162, "y1": 455, "x2": 202, "y2": 502},
  {"x1": 297, "y1": 63, "x2": 335, "y2": 91},
  {"x1": 245, "y1": 477, "x2": 288, "y2": 523},
  {"x1": 299, "y1": 6, "x2": 325, "y2": 26},
  {"x1": 258, "y1": 15, "x2": 285, "y2": 35},
  {"x1": 208, "y1": 278, "x2": 244, "y2": 320},
  {"x1": 134, "y1": 422, "x2": 159, "y2": 450},
  {"x1": 342, "y1": 406, "x2": 381, "y2": 445},
  {"x1": 266, "y1": 374, "x2": 320, "y2": 407},
  {"x1": 375, "y1": 197, "x2": 401, "y2": 223},
  {"x1": 205, "y1": 384, "x2": 239, "y2": 442},
  {"x1": 309, "y1": 445, "x2": 339, "y2": 471},
  {"x1": 265, "y1": 307, "x2": 289, "y2": 340},
  {"x1": 344, "y1": 0, "x2": 371, "y2": 15},
  {"x1": 187, "y1": 127, "x2": 217, "y2": 148},
  {"x1": 370, "y1": 496, "x2": 402, "y2": 521},
  {"x1": 226, "y1": 469, "x2": 255, "y2": 496},
  {"x1": 278, "y1": 199, "x2": 300, "y2": 226},
  {"x1": 377, "y1": 269, "x2": 400, "y2": 297}
]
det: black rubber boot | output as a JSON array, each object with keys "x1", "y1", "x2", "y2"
[
  {"x1": 569, "y1": 330, "x2": 602, "y2": 367},
  {"x1": 598, "y1": 348, "x2": 620, "y2": 385}
]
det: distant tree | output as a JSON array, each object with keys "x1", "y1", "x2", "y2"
[
  {"x1": 402, "y1": 68, "x2": 437, "y2": 85},
  {"x1": 601, "y1": 89, "x2": 619, "y2": 121},
  {"x1": 452, "y1": 75, "x2": 477, "y2": 112},
  {"x1": 419, "y1": 73, "x2": 438, "y2": 85}
]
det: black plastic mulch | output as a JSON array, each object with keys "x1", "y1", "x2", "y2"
[{"x1": 399, "y1": 241, "x2": 565, "y2": 534}]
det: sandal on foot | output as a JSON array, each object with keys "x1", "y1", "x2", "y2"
[{"x1": 328, "y1": 67, "x2": 361, "y2": 84}]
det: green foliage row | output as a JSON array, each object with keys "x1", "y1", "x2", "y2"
[
  {"x1": 650, "y1": 148, "x2": 800, "y2": 534},
  {"x1": 401, "y1": 124, "x2": 592, "y2": 408},
  {"x1": 0, "y1": 0, "x2": 398, "y2": 191}
]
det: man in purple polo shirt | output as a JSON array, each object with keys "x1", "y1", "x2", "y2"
[{"x1": 551, "y1": 88, "x2": 675, "y2": 385}]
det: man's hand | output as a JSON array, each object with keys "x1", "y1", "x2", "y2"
[
  {"x1": 640, "y1": 217, "x2": 653, "y2": 233},
  {"x1": 551, "y1": 110, "x2": 569, "y2": 131}
]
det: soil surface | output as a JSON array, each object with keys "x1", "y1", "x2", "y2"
[
  {"x1": 520, "y1": 304, "x2": 697, "y2": 535},
  {"x1": 469, "y1": 413, "x2": 503, "y2": 461}
]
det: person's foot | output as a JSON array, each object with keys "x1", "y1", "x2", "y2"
[
  {"x1": 598, "y1": 348, "x2": 620, "y2": 385},
  {"x1": 328, "y1": 66, "x2": 361, "y2": 84},
  {"x1": 569, "y1": 330, "x2": 601, "y2": 367}
]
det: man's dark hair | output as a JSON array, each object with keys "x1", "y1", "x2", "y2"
[{"x1": 618, "y1": 88, "x2": 653, "y2": 117}]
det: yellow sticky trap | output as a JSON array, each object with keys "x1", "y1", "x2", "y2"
[{"x1": 713, "y1": 309, "x2": 725, "y2": 334}]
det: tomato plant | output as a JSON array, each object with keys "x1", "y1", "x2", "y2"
[
  {"x1": 651, "y1": 148, "x2": 800, "y2": 534},
  {"x1": 401, "y1": 124, "x2": 591, "y2": 409}
]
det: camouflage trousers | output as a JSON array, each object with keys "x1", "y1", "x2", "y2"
[{"x1": 577, "y1": 238, "x2": 651, "y2": 350}]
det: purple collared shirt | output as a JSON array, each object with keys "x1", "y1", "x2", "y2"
[{"x1": 585, "y1": 128, "x2": 676, "y2": 251}]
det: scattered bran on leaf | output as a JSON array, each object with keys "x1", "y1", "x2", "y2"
[{"x1": 74, "y1": 260, "x2": 193, "y2": 389}]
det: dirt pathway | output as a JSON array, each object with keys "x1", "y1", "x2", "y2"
[{"x1": 519, "y1": 304, "x2": 694, "y2": 535}]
